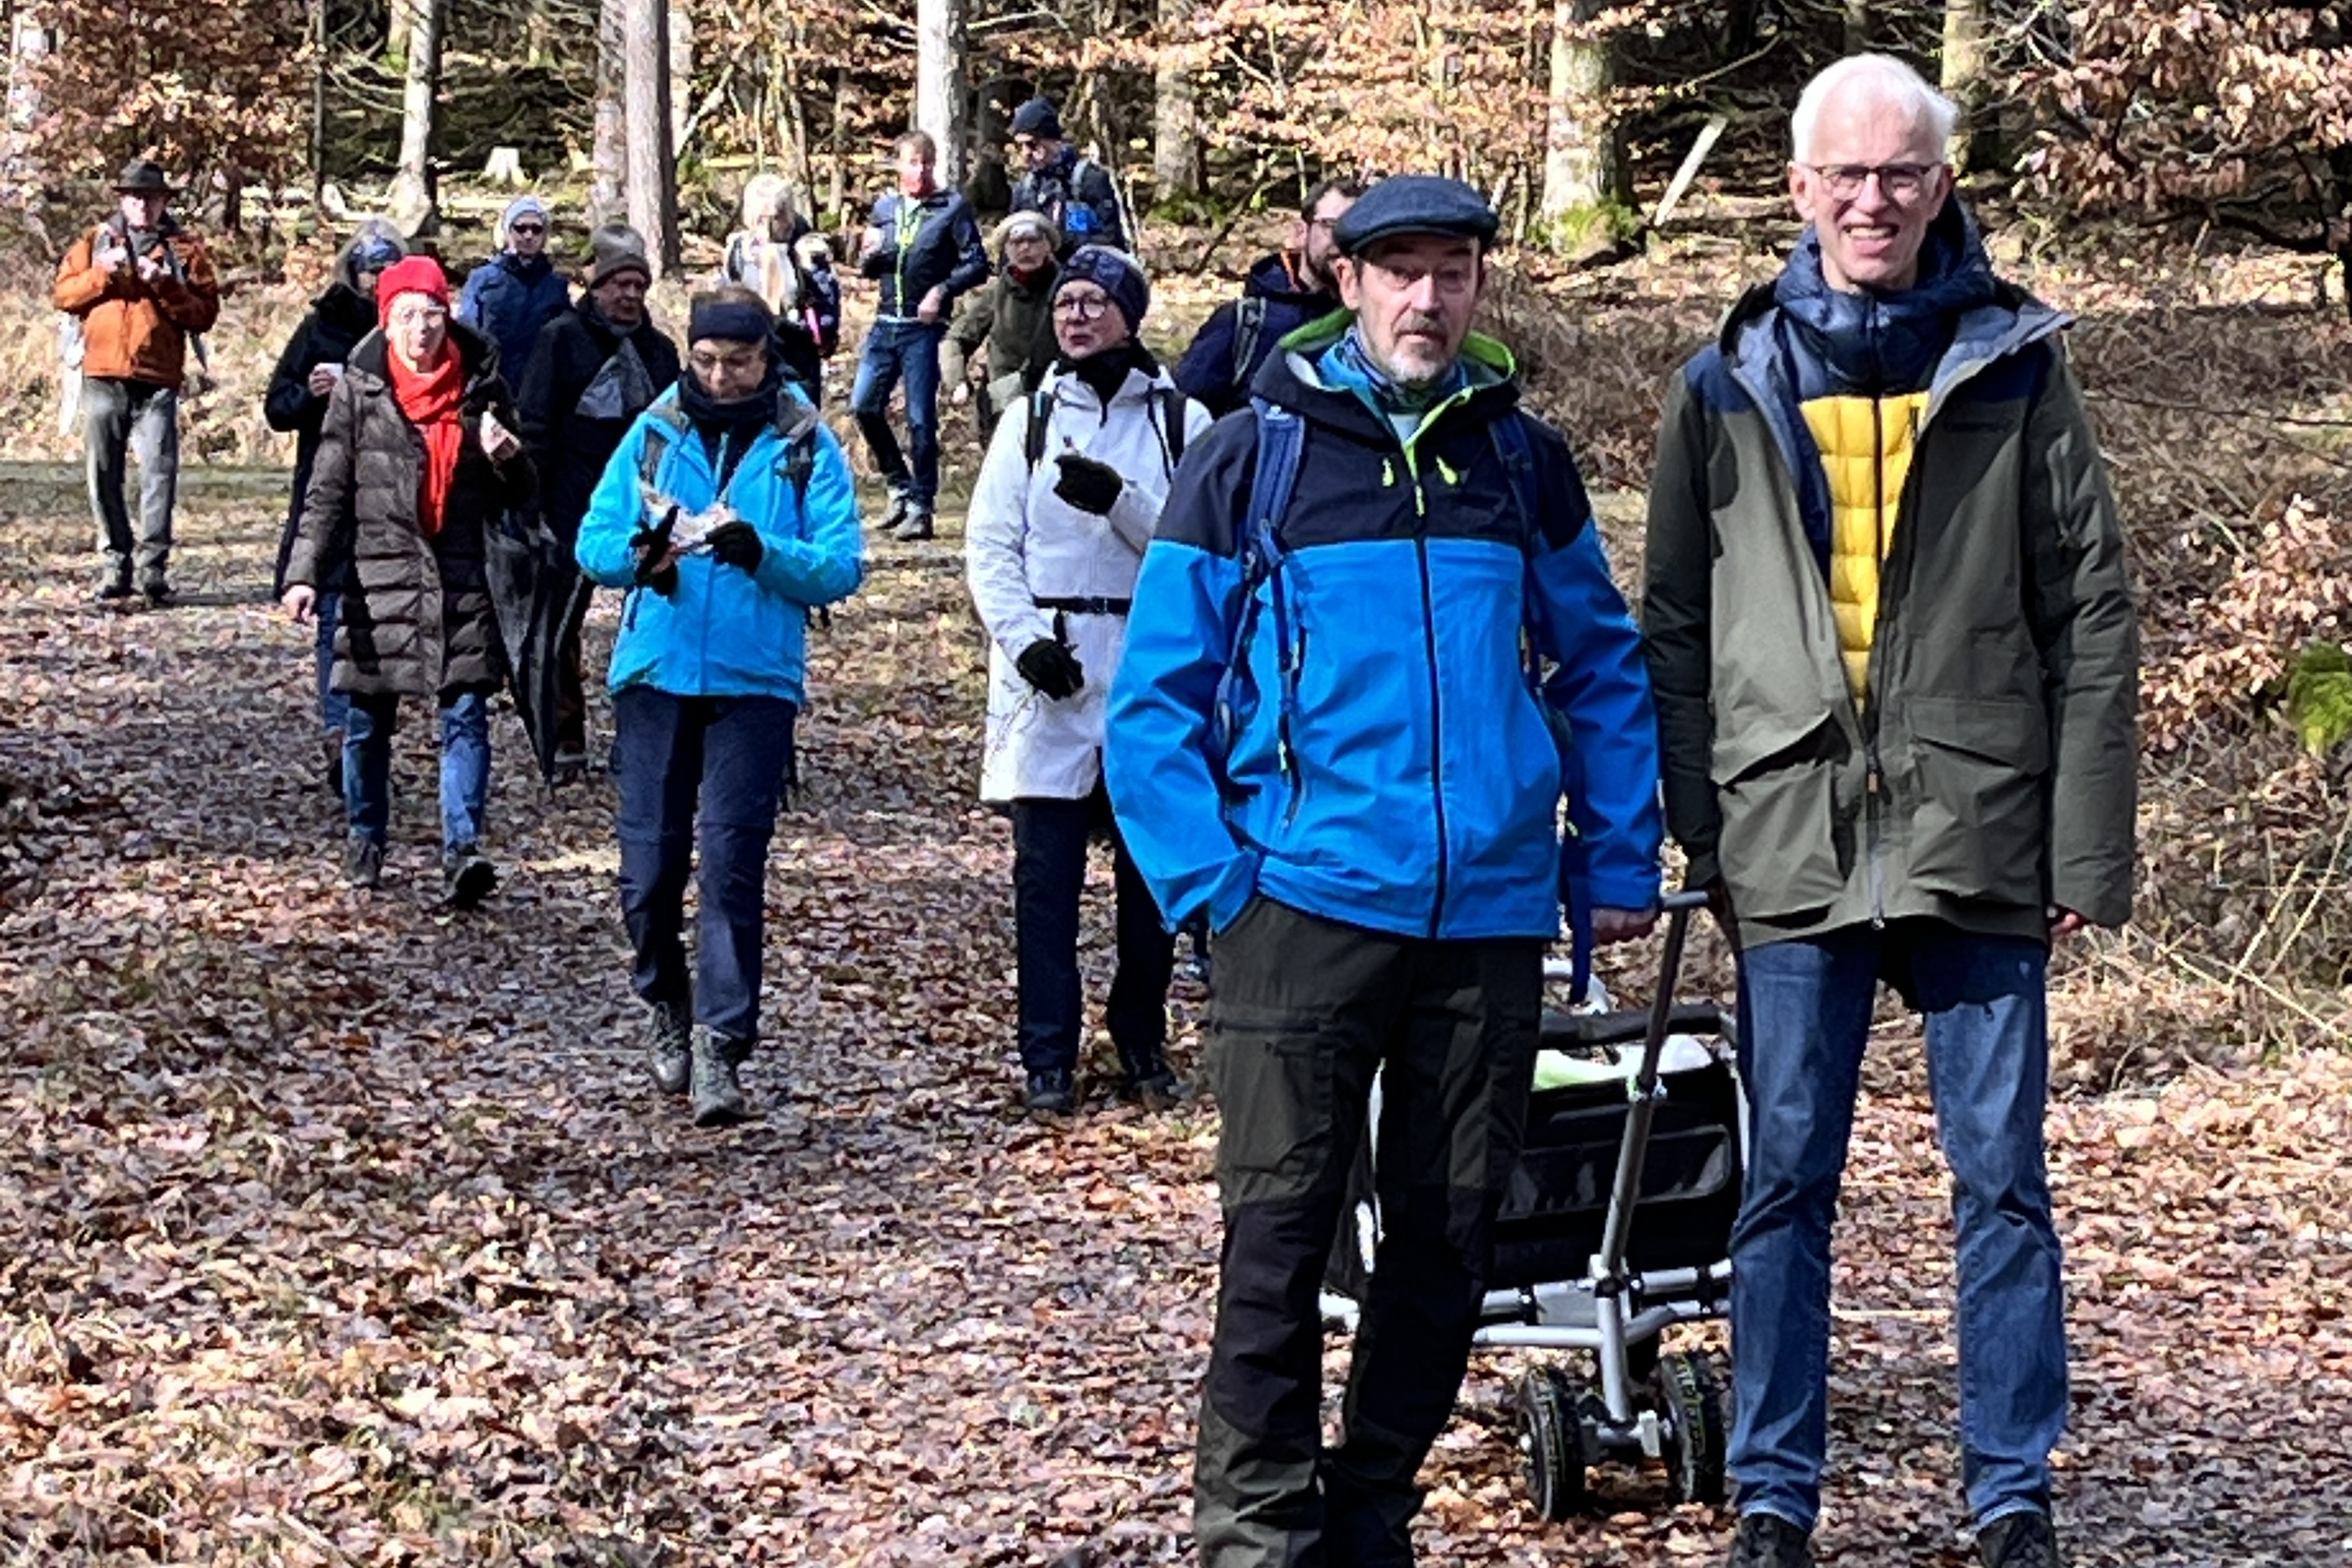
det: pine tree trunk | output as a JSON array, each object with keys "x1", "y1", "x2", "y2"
[
  {"x1": 1940, "y1": 0, "x2": 1990, "y2": 172},
  {"x1": 624, "y1": 0, "x2": 677, "y2": 272},
  {"x1": 591, "y1": 0, "x2": 626, "y2": 227},
  {"x1": 1540, "y1": 0, "x2": 1619, "y2": 222},
  {"x1": 1151, "y1": 0, "x2": 1201, "y2": 201},
  {"x1": 915, "y1": 0, "x2": 968, "y2": 191},
  {"x1": 388, "y1": 0, "x2": 444, "y2": 235}
]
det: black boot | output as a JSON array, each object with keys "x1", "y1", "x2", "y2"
[
  {"x1": 690, "y1": 1027, "x2": 753, "y2": 1126},
  {"x1": 1118, "y1": 1048, "x2": 1184, "y2": 1111},
  {"x1": 642, "y1": 999, "x2": 692, "y2": 1097},
  {"x1": 1023, "y1": 1068, "x2": 1075, "y2": 1115}
]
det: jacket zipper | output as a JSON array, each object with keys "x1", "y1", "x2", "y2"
[{"x1": 1866, "y1": 396, "x2": 1887, "y2": 926}]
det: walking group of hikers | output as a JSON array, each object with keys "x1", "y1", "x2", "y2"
[{"x1": 52, "y1": 54, "x2": 2135, "y2": 1568}]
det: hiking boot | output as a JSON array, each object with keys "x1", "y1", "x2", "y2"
[
  {"x1": 1726, "y1": 1514, "x2": 1814, "y2": 1568},
  {"x1": 141, "y1": 582, "x2": 173, "y2": 609},
  {"x1": 94, "y1": 576, "x2": 133, "y2": 605},
  {"x1": 876, "y1": 490, "x2": 911, "y2": 533},
  {"x1": 690, "y1": 1027, "x2": 754, "y2": 1127},
  {"x1": 443, "y1": 845, "x2": 497, "y2": 910},
  {"x1": 892, "y1": 509, "x2": 935, "y2": 542},
  {"x1": 642, "y1": 999, "x2": 693, "y2": 1097},
  {"x1": 551, "y1": 748, "x2": 588, "y2": 788},
  {"x1": 1977, "y1": 1512, "x2": 2062, "y2": 1568},
  {"x1": 342, "y1": 834, "x2": 383, "y2": 891},
  {"x1": 1119, "y1": 1050, "x2": 1185, "y2": 1111},
  {"x1": 1024, "y1": 1068, "x2": 1076, "y2": 1115}
]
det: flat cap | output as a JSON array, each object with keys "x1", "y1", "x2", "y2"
[{"x1": 1332, "y1": 175, "x2": 1500, "y2": 255}]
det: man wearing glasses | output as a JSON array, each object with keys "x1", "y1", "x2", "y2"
[
  {"x1": 1007, "y1": 97, "x2": 1128, "y2": 259},
  {"x1": 1641, "y1": 54, "x2": 2137, "y2": 1568},
  {"x1": 1108, "y1": 175, "x2": 1661, "y2": 1568},
  {"x1": 457, "y1": 195, "x2": 569, "y2": 382},
  {"x1": 1174, "y1": 179, "x2": 1361, "y2": 419}
]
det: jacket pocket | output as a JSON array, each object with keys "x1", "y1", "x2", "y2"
[
  {"x1": 1710, "y1": 716, "x2": 1846, "y2": 920},
  {"x1": 1903, "y1": 695, "x2": 2052, "y2": 907}
]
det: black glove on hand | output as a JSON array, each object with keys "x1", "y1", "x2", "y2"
[
  {"x1": 1015, "y1": 638, "x2": 1087, "y2": 700},
  {"x1": 631, "y1": 510, "x2": 680, "y2": 596},
  {"x1": 1052, "y1": 453, "x2": 1125, "y2": 516},
  {"x1": 707, "y1": 520, "x2": 765, "y2": 574}
]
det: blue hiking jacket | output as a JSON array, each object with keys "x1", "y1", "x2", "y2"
[
  {"x1": 456, "y1": 252, "x2": 571, "y2": 380},
  {"x1": 1106, "y1": 317, "x2": 1663, "y2": 941},
  {"x1": 575, "y1": 387, "x2": 865, "y2": 707}
]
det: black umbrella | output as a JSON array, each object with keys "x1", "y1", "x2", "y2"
[{"x1": 484, "y1": 506, "x2": 588, "y2": 788}]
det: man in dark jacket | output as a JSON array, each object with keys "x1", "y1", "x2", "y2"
[
  {"x1": 1174, "y1": 180, "x2": 1359, "y2": 418},
  {"x1": 53, "y1": 158, "x2": 220, "y2": 606},
  {"x1": 1008, "y1": 97, "x2": 1127, "y2": 257},
  {"x1": 1640, "y1": 54, "x2": 2137, "y2": 1568},
  {"x1": 1106, "y1": 177, "x2": 1663, "y2": 1568},
  {"x1": 852, "y1": 130, "x2": 989, "y2": 541},
  {"x1": 515, "y1": 224, "x2": 682, "y2": 778},
  {"x1": 943, "y1": 210, "x2": 1061, "y2": 444},
  {"x1": 457, "y1": 195, "x2": 569, "y2": 379}
]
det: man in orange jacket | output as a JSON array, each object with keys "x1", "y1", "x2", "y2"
[{"x1": 54, "y1": 159, "x2": 220, "y2": 606}]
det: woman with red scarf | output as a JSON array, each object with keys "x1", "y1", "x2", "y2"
[{"x1": 282, "y1": 256, "x2": 534, "y2": 903}]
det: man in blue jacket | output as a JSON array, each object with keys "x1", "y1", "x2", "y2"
[
  {"x1": 1106, "y1": 176, "x2": 1664, "y2": 1568},
  {"x1": 852, "y1": 130, "x2": 989, "y2": 541},
  {"x1": 1174, "y1": 179, "x2": 1359, "y2": 418},
  {"x1": 457, "y1": 195, "x2": 569, "y2": 378}
]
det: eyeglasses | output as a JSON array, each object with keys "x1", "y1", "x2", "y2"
[
  {"x1": 1306, "y1": 215, "x2": 1343, "y2": 233},
  {"x1": 1053, "y1": 292, "x2": 1112, "y2": 321},
  {"x1": 1357, "y1": 255, "x2": 1479, "y2": 297},
  {"x1": 689, "y1": 349, "x2": 765, "y2": 376},
  {"x1": 1803, "y1": 162, "x2": 1940, "y2": 202},
  {"x1": 387, "y1": 304, "x2": 449, "y2": 327}
]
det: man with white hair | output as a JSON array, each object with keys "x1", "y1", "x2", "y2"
[{"x1": 1642, "y1": 54, "x2": 2137, "y2": 1568}]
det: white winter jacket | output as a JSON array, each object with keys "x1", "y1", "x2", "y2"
[{"x1": 967, "y1": 362, "x2": 1213, "y2": 803}]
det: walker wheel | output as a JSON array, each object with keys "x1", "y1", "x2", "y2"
[
  {"x1": 1653, "y1": 1349, "x2": 1728, "y2": 1505},
  {"x1": 1515, "y1": 1363, "x2": 1587, "y2": 1522}
]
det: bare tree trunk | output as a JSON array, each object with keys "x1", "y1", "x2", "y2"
[
  {"x1": 591, "y1": 0, "x2": 627, "y2": 227},
  {"x1": 1540, "y1": 0, "x2": 1620, "y2": 222},
  {"x1": 1151, "y1": 0, "x2": 1201, "y2": 201},
  {"x1": 5, "y1": 12, "x2": 52, "y2": 191},
  {"x1": 668, "y1": 0, "x2": 693, "y2": 153},
  {"x1": 310, "y1": 0, "x2": 328, "y2": 203},
  {"x1": 915, "y1": 0, "x2": 968, "y2": 191},
  {"x1": 1843, "y1": 0, "x2": 1871, "y2": 54},
  {"x1": 1940, "y1": 0, "x2": 1990, "y2": 172},
  {"x1": 624, "y1": 0, "x2": 678, "y2": 273},
  {"x1": 388, "y1": 0, "x2": 445, "y2": 235}
]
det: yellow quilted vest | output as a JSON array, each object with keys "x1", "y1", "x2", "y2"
[{"x1": 1801, "y1": 391, "x2": 1928, "y2": 703}]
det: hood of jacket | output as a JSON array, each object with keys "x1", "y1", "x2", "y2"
[{"x1": 1241, "y1": 250, "x2": 1340, "y2": 313}]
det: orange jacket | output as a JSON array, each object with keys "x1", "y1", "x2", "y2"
[{"x1": 54, "y1": 218, "x2": 221, "y2": 389}]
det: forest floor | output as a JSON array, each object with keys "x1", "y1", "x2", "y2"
[{"x1": 4, "y1": 450, "x2": 2352, "y2": 1566}]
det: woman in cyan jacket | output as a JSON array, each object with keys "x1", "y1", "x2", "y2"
[
  {"x1": 576, "y1": 287, "x2": 865, "y2": 1128},
  {"x1": 965, "y1": 246, "x2": 1211, "y2": 1115}
]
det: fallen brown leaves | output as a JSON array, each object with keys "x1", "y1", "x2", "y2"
[{"x1": 3, "y1": 429, "x2": 2351, "y2": 1568}]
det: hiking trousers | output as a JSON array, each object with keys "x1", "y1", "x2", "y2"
[
  {"x1": 84, "y1": 376, "x2": 180, "y2": 591},
  {"x1": 1195, "y1": 897, "x2": 1542, "y2": 1568}
]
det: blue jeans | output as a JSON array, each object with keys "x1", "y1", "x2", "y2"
[
  {"x1": 1728, "y1": 922, "x2": 2064, "y2": 1533},
  {"x1": 342, "y1": 685, "x2": 494, "y2": 853},
  {"x1": 612, "y1": 687, "x2": 794, "y2": 1043},
  {"x1": 316, "y1": 592, "x2": 349, "y2": 736},
  {"x1": 849, "y1": 319, "x2": 945, "y2": 509}
]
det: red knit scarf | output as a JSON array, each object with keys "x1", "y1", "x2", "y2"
[{"x1": 387, "y1": 348, "x2": 464, "y2": 537}]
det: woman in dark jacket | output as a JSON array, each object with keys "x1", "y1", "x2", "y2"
[
  {"x1": 265, "y1": 219, "x2": 405, "y2": 788},
  {"x1": 281, "y1": 256, "x2": 533, "y2": 905}
]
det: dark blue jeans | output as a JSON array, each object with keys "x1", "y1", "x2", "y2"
[
  {"x1": 849, "y1": 318, "x2": 945, "y2": 510},
  {"x1": 614, "y1": 687, "x2": 795, "y2": 1043},
  {"x1": 343, "y1": 684, "x2": 492, "y2": 852},
  {"x1": 315, "y1": 592, "x2": 349, "y2": 736},
  {"x1": 1728, "y1": 922, "x2": 2063, "y2": 1534},
  {"x1": 1010, "y1": 786, "x2": 1173, "y2": 1078}
]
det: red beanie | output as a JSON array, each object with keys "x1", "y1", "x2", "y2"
[{"x1": 376, "y1": 256, "x2": 451, "y2": 328}]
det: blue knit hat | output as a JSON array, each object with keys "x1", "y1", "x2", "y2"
[
  {"x1": 1010, "y1": 97, "x2": 1063, "y2": 141},
  {"x1": 1057, "y1": 246, "x2": 1148, "y2": 331}
]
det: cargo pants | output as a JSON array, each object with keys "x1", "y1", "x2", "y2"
[{"x1": 1195, "y1": 896, "x2": 1543, "y2": 1568}]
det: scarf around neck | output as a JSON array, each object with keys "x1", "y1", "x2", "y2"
[
  {"x1": 1322, "y1": 324, "x2": 1467, "y2": 418},
  {"x1": 389, "y1": 347, "x2": 466, "y2": 537},
  {"x1": 678, "y1": 360, "x2": 787, "y2": 492},
  {"x1": 1059, "y1": 339, "x2": 1157, "y2": 405}
]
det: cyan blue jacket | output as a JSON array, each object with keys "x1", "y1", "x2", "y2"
[
  {"x1": 1174, "y1": 252, "x2": 1343, "y2": 419},
  {"x1": 456, "y1": 252, "x2": 570, "y2": 380},
  {"x1": 1106, "y1": 317, "x2": 1663, "y2": 941},
  {"x1": 859, "y1": 190, "x2": 989, "y2": 318},
  {"x1": 575, "y1": 387, "x2": 865, "y2": 707}
]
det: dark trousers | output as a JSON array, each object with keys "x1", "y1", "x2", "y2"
[
  {"x1": 849, "y1": 319, "x2": 945, "y2": 510},
  {"x1": 83, "y1": 376, "x2": 180, "y2": 590},
  {"x1": 614, "y1": 687, "x2": 795, "y2": 1043},
  {"x1": 1010, "y1": 787, "x2": 1173, "y2": 1079},
  {"x1": 1195, "y1": 898, "x2": 1542, "y2": 1568}
]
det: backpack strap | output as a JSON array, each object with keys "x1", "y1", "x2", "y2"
[
  {"x1": 1210, "y1": 397, "x2": 1309, "y2": 794},
  {"x1": 1228, "y1": 296, "x2": 1268, "y2": 394},
  {"x1": 1022, "y1": 384, "x2": 1056, "y2": 471},
  {"x1": 637, "y1": 400, "x2": 690, "y2": 496},
  {"x1": 771, "y1": 390, "x2": 821, "y2": 513},
  {"x1": 1146, "y1": 384, "x2": 1188, "y2": 477}
]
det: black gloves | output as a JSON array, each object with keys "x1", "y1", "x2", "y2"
[
  {"x1": 1052, "y1": 453, "x2": 1125, "y2": 516},
  {"x1": 1015, "y1": 639, "x2": 1086, "y2": 700},
  {"x1": 631, "y1": 509, "x2": 680, "y2": 597},
  {"x1": 707, "y1": 520, "x2": 764, "y2": 574}
]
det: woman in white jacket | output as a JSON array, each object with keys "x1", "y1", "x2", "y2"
[{"x1": 966, "y1": 247, "x2": 1212, "y2": 1115}]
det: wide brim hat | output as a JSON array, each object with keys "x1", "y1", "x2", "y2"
[{"x1": 114, "y1": 159, "x2": 173, "y2": 194}]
